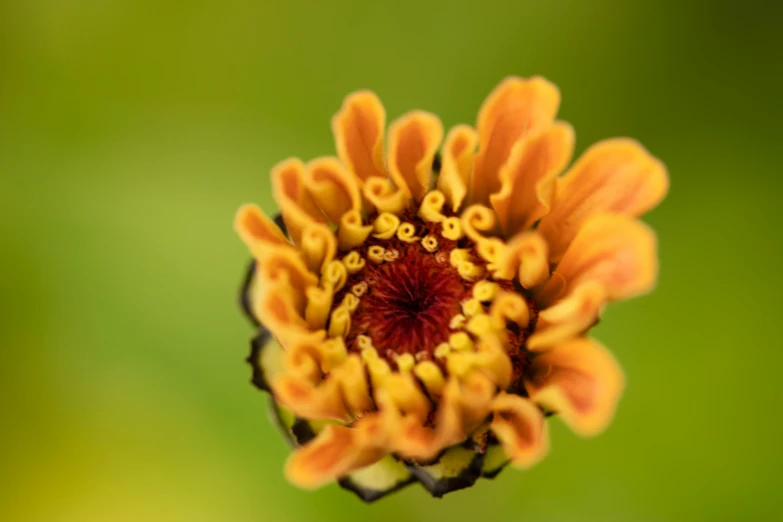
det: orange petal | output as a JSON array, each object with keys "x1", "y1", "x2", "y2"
[
  {"x1": 233, "y1": 204, "x2": 292, "y2": 259},
  {"x1": 285, "y1": 424, "x2": 386, "y2": 489},
  {"x1": 272, "y1": 158, "x2": 328, "y2": 245},
  {"x1": 524, "y1": 337, "x2": 624, "y2": 436},
  {"x1": 257, "y1": 248, "x2": 319, "y2": 312},
  {"x1": 537, "y1": 138, "x2": 669, "y2": 262},
  {"x1": 305, "y1": 157, "x2": 361, "y2": 223},
  {"x1": 258, "y1": 283, "x2": 322, "y2": 345},
  {"x1": 471, "y1": 77, "x2": 560, "y2": 204},
  {"x1": 332, "y1": 90, "x2": 387, "y2": 181},
  {"x1": 490, "y1": 122, "x2": 575, "y2": 236},
  {"x1": 537, "y1": 214, "x2": 658, "y2": 307},
  {"x1": 437, "y1": 125, "x2": 477, "y2": 212},
  {"x1": 381, "y1": 377, "x2": 465, "y2": 461},
  {"x1": 490, "y1": 393, "x2": 549, "y2": 468},
  {"x1": 388, "y1": 111, "x2": 444, "y2": 202},
  {"x1": 272, "y1": 373, "x2": 351, "y2": 422}
]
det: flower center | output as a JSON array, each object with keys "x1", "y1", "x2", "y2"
[{"x1": 351, "y1": 242, "x2": 468, "y2": 360}]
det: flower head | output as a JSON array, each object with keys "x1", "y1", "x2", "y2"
[{"x1": 235, "y1": 77, "x2": 668, "y2": 501}]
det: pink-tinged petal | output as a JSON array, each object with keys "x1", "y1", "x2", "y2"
[
  {"x1": 471, "y1": 77, "x2": 560, "y2": 204},
  {"x1": 490, "y1": 393, "x2": 549, "y2": 468},
  {"x1": 527, "y1": 281, "x2": 606, "y2": 351},
  {"x1": 537, "y1": 138, "x2": 669, "y2": 262},
  {"x1": 525, "y1": 337, "x2": 624, "y2": 436},
  {"x1": 388, "y1": 111, "x2": 444, "y2": 202},
  {"x1": 332, "y1": 90, "x2": 387, "y2": 181},
  {"x1": 537, "y1": 214, "x2": 659, "y2": 307},
  {"x1": 490, "y1": 122, "x2": 575, "y2": 237}
]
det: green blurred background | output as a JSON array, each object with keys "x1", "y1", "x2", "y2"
[{"x1": 2, "y1": 0, "x2": 781, "y2": 520}]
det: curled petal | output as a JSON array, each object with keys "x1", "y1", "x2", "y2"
[
  {"x1": 300, "y1": 223, "x2": 337, "y2": 274},
  {"x1": 437, "y1": 125, "x2": 478, "y2": 212},
  {"x1": 490, "y1": 393, "x2": 549, "y2": 468},
  {"x1": 471, "y1": 76, "x2": 560, "y2": 204},
  {"x1": 388, "y1": 111, "x2": 444, "y2": 202},
  {"x1": 363, "y1": 177, "x2": 409, "y2": 215},
  {"x1": 492, "y1": 231, "x2": 550, "y2": 289},
  {"x1": 460, "y1": 204, "x2": 497, "y2": 243},
  {"x1": 490, "y1": 122, "x2": 575, "y2": 237},
  {"x1": 272, "y1": 158, "x2": 328, "y2": 244},
  {"x1": 305, "y1": 157, "x2": 361, "y2": 223},
  {"x1": 285, "y1": 423, "x2": 386, "y2": 489},
  {"x1": 257, "y1": 249, "x2": 319, "y2": 313},
  {"x1": 259, "y1": 284, "x2": 323, "y2": 345},
  {"x1": 332, "y1": 90, "x2": 387, "y2": 181},
  {"x1": 524, "y1": 337, "x2": 624, "y2": 436},
  {"x1": 537, "y1": 138, "x2": 669, "y2": 262},
  {"x1": 338, "y1": 210, "x2": 373, "y2": 250}
]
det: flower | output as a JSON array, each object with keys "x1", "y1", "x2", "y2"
[{"x1": 234, "y1": 76, "x2": 668, "y2": 501}]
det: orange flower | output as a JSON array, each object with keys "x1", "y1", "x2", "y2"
[{"x1": 235, "y1": 77, "x2": 668, "y2": 501}]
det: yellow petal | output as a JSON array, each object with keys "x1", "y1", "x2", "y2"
[
  {"x1": 331, "y1": 354, "x2": 374, "y2": 416},
  {"x1": 285, "y1": 423, "x2": 386, "y2": 489},
  {"x1": 490, "y1": 122, "x2": 575, "y2": 236},
  {"x1": 471, "y1": 76, "x2": 560, "y2": 204},
  {"x1": 537, "y1": 138, "x2": 669, "y2": 262},
  {"x1": 492, "y1": 230, "x2": 550, "y2": 289},
  {"x1": 305, "y1": 157, "x2": 361, "y2": 223},
  {"x1": 363, "y1": 176, "x2": 409, "y2": 215},
  {"x1": 524, "y1": 337, "x2": 624, "y2": 436},
  {"x1": 332, "y1": 90, "x2": 387, "y2": 181},
  {"x1": 388, "y1": 111, "x2": 444, "y2": 202},
  {"x1": 381, "y1": 372, "x2": 431, "y2": 422},
  {"x1": 272, "y1": 158, "x2": 328, "y2": 245},
  {"x1": 299, "y1": 223, "x2": 337, "y2": 274},
  {"x1": 437, "y1": 125, "x2": 477, "y2": 212},
  {"x1": 490, "y1": 393, "x2": 549, "y2": 468},
  {"x1": 460, "y1": 204, "x2": 497, "y2": 243}
]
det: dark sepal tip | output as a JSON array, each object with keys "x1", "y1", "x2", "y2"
[
  {"x1": 406, "y1": 450, "x2": 485, "y2": 498},
  {"x1": 247, "y1": 329, "x2": 272, "y2": 392},
  {"x1": 338, "y1": 475, "x2": 418, "y2": 504}
]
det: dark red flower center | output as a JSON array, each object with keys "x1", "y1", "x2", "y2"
[{"x1": 353, "y1": 246, "x2": 467, "y2": 359}]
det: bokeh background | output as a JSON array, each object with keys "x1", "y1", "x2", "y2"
[{"x1": 2, "y1": 0, "x2": 781, "y2": 520}]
